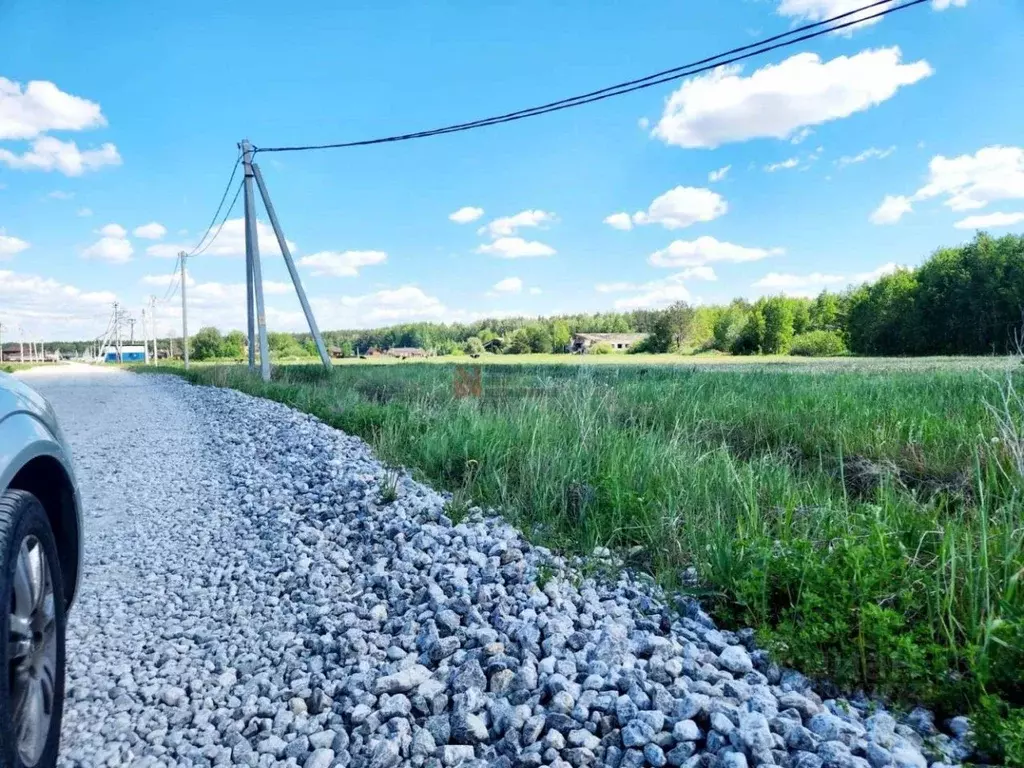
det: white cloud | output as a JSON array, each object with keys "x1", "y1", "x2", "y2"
[
  {"x1": 954, "y1": 211, "x2": 1024, "y2": 230},
  {"x1": 476, "y1": 237, "x2": 555, "y2": 259},
  {"x1": 870, "y1": 194, "x2": 913, "y2": 224},
  {"x1": 873, "y1": 146, "x2": 1024, "y2": 224},
  {"x1": 0, "y1": 136, "x2": 121, "y2": 176},
  {"x1": 298, "y1": 250, "x2": 387, "y2": 277},
  {"x1": 790, "y1": 128, "x2": 814, "y2": 144},
  {"x1": 597, "y1": 270, "x2": 716, "y2": 310},
  {"x1": 99, "y1": 223, "x2": 126, "y2": 238},
  {"x1": 626, "y1": 186, "x2": 728, "y2": 230},
  {"x1": 614, "y1": 283, "x2": 692, "y2": 310},
  {"x1": 914, "y1": 146, "x2": 1024, "y2": 211},
  {"x1": 133, "y1": 222, "x2": 167, "y2": 239},
  {"x1": 0, "y1": 77, "x2": 106, "y2": 140},
  {"x1": 324, "y1": 285, "x2": 447, "y2": 325},
  {"x1": 777, "y1": 1, "x2": 969, "y2": 32},
  {"x1": 0, "y1": 268, "x2": 116, "y2": 340},
  {"x1": 837, "y1": 146, "x2": 895, "y2": 167},
  {"x1": 82, "y1": 235, "x2": 132, "y2": 264},
  {"x1": 764, "y1": 157, "x2": 800, "y2": 172},
  {"x1": 597, "y1": 266, "x2": 717, "y2": 294},
  {"x1": 493, "y1": 277, "x2": 523, "y2": 294},
  {"x1": 47, "y1": 190, "x2": 73, "y2": 200},
  {"x1": 76, "y1": 207, "x2": 92, "y2": 217},
  {"x1": 753, "y1": 262, "x2": 900, "y2": 297},
  {"x1": 449, "y1": 206, "x2": 484, "y2": 224},
  {"x1": 753, "y1": 271, "x2": 846, "y2": 290},
  {"x1": 708, "y1": 165, "x2": 731, "y2": 183},
  {"x1": 0, "y1": 233, "x2": 30, "y2": 258},
  {"x1": 146, "y1": 243, "x2": 188, "y2": 259},
  {"x1": 156, "y1": 218, "x2": 294, "y2": 258},
  {"x1": 140, "y1": 272, "x2": 195, "y2": 289},
  {"x1": 479, "y1": 210, "x2": 556, "y2": 238},
  {"x1": 649, "y1": 236, "x2": 782, "y2": 268},
  {"x1": 653, "y1": 48, "x2": 932, "y2": 149},
  {"x1": 604, "y1": 212, "x2": 633, "y2": 231}
]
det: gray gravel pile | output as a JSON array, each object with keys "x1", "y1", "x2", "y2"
[{"x1": 25, "y1": 367, "x2": 970, "y2": 768}]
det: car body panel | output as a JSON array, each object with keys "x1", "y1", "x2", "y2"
[{"x1": 0, "y1": 372, "x2": 83, "y2": 607}]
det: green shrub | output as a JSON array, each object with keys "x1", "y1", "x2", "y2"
[
  {"x1": 975, "y1": 695, "x2": 1024, "y2": 767},
  {"x1": 790, "y1": 330, "x2": 847, "y2": 357},
  {"x1": 591, "y1": 342, "x2": 613, "y2": 355}
]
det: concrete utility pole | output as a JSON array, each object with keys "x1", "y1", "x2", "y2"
[
  {"x1": 241, "y1": 139, "x2": 270, "y2": 381},
  {"x1": 142, "y1": 309, "x2": 150, "y2": 364},
  {"x1": 0, "y1": 323, "x2": 5, "y2": 363},
  {"x1": 18, "y1": 326, "x2": 23, "y2": 363},
  {"x1": 252, "y1": 163, "x2": 331, "y2": 368},
  {"x1": 150, "y1": 296, "x2": 158, "y2": 363},
  {"x1": 129, "y1": 318, "x2": 136, "y2": 343},
  {"x1": 180, "y1": 252, "x2": 190, "y2": 370},
  {"x1": 114, "y1": 302, "x2": 122, "y2": 363}
]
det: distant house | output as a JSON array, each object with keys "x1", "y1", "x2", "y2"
[
  {"x1": 1, "y1": 344, "x2": 24, "y2": 362},
  {"x1": 570, "y1": 333, "x2": 647, "y2": 353},
  {"x1": 482, "y1": 338, "x2": 504, "y2": 354},
  {"x1": 385, "y1": 347, "x2": 428, "y2": 359}
]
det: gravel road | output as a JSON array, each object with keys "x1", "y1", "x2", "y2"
[{"x1": 18, "y1": 365, "x2": 967, "y2": 768}]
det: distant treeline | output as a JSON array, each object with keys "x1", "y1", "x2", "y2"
[
  {"x1": 54, "y1": 233, "x2": 1024, "y2": 359},
  {"x1": 318, "y1": 233, "x2": 1024, "y2": 358}
]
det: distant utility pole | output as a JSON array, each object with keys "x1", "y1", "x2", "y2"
[
  {"x1": 141, "y1": 308, "x2": 150, "y2": 364},
  {"x1": 0, "y1": 323, "x2": 5, "y2": 363},
  {"x1": 114, "y1": 301, "x2": 122, "y2": 363},
  {"x1": 180, "y1": 252, "x2": 189, "y2": 370},
  {"x1": 149, "y1": 296, "x2": 158, "y2": 363},
  {"x1": 18, "y1": 326, "x2": 23, "y2": 363},
  {"x1": 129, "y1": 317, "x2": 136, "y2": 343},
  {"x1": 240, "y1": 140, "x2": 270, "y2": 381}
]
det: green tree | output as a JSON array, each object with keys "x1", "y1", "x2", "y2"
[
  {"x1": 791, "y1": 298, "x2": 811, "y2": 335},
  {"x1": 464, "y1": 336, "x2": 485, "y2": 356},
  {"x1": 810, "y1": 291, "x2": 842, "y2": 332},
  {"x1": 267, "y1": 331, "x2": 305, "y2": 358},
  {"x1": 222, "y1": 330, "x2": 246, "y2": 359},
  {"x1": 524, "y1": 324, "x2": 553, "y2": 353},
  {"x1": 732, "y1": 308, "x2": 765, "y2": 355},
  {"x1": 551, "y1": 320, "x2": 571, "y2": 353},
  {"x1": 761, "y1": 297, "x2": 795, "y2": 354},
  {"x1": 191, "y1": 327, "x2": 224, "y2": 361},
  {"x1": 505, "y1": 329, "x2": 531, "y2": 354},
  {"x1": 712, "y1": 301, "x2": 749, "y2": 351}
]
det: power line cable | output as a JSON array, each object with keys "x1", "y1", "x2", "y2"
[
  {"x1": 187, "y1": 152, "x2": 242, "y2": 255},
  {"x1": 253, "y1": 0, "x2": 927, "y2": 154},
  {"x1": 192, "y1": 180, "x2": 243, "y2": 257}
]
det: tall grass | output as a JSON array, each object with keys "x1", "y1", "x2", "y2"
[{"x1": 151, "y1": 360, "x2": 1024, "y2": 727}]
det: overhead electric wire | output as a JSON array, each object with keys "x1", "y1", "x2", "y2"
[
  {"x1": 187, "y1": 152, "x2": 242, "y2": 255},
  {"x1": 191, "y1": 180, "x2": 243, "y2": 257},
  {"x1": 161, "y1": 253, "x2": 182, "y2": 302},
  {"x1": 253, "y1": 0, "x2": 927, "y2": 154}
]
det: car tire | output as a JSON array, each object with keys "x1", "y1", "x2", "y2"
[{"x1": 0, "y1": 490, "x2": 66, "y2": 768}]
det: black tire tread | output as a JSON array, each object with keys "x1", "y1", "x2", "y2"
[{"x1": 0, "y1": 488, "x2": 67, "y2": 768}]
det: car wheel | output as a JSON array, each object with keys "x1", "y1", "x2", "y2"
[{"x1": 0, "y1": 490, "x2": 66, "y2": 768}]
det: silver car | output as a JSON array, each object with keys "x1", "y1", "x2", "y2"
[{"x1": 0, "y1": 372, "x2": 82, "y2": 768}]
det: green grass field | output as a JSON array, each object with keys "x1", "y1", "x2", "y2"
[{"x1": 145, "y1": 356, "x2": 1024, "y2": 753}]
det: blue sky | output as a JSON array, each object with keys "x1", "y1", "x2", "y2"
[{"x1": 1, "y1": 0, "x2": 1022, "y2": 341}]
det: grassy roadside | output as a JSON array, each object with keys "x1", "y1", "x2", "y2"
[{"x1": 142, "y1": 359, "x2": 1024, "y2": 759}]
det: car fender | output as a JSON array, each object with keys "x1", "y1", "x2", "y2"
[{"x1": 0, "y1": 410, "x2": 83, "y2": 606}]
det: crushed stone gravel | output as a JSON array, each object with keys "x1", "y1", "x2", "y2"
[{"x1": 17, "y1": 365, "x2": 970, "y2": 768}]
